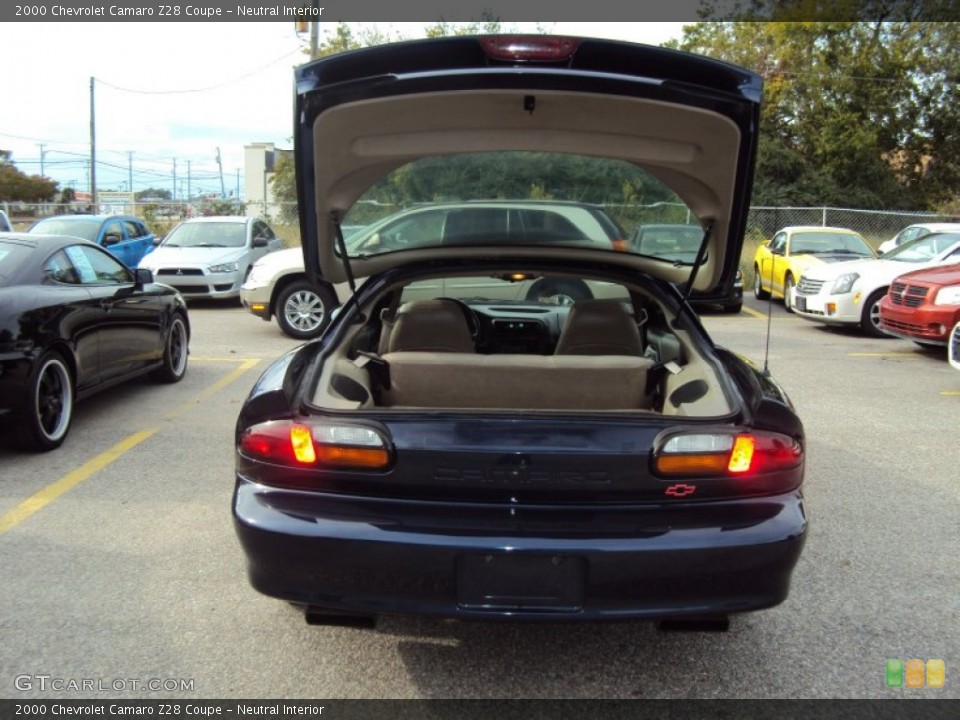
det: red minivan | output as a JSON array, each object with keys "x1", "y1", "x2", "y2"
[{"x1": 879, "y1": 264, "x2": 960, "y2": 348}]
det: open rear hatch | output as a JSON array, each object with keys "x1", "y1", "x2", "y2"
[{"x1": 294, "y1": 35, "x2": 762, "y2": 302}]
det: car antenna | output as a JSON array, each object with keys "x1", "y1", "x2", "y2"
[
  {"x1": 761, "y1": 267, "x2": 775, "y2": 378},
  {"x1": 760, "y1": 214, "x2": 781, "y2": 378}
]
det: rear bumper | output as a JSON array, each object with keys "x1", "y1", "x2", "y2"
[{"x1": 233, "y1": 478, "x2": 807, "y2": 620}]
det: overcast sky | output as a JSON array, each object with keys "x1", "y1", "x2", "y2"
[{"x1": 0, "y1": 22, "x2": 685, "y2": 198}]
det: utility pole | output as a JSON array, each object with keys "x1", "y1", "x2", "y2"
[
  {"x1": 236, "y1": 169, "x2": 240, "y2": 200},
  {"x1": 37, "y1": 144, "x2": 46, "y2": 176},
  {"x1": 187, "y1": 160, "x2": 191, "y2": 202},
  {"x1": 172, "y1": 159, "x2": 177, "y2": 201},
  {"x1": 90, "y1": 77, "x2": 97, "y2": 211},
  {"x1": 127, "y1": 151, "x2": 133, "y2": 197},
  {"x1": 216, "y1": 147, "x2": 226, "y2": 199}
]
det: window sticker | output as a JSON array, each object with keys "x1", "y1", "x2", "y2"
[{"x1": 64, "y1": 245, "x2": 97, "y2": 283}]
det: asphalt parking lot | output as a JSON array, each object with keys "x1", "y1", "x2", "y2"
[{"x1": 1, "y1": 298, "x2": 957, "y2": 700}]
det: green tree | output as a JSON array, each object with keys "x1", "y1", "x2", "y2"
[
  {"x1": 135, "y1": 188, "x2": 172, "y2": 201},
  {"x1": 671, "y1": 21, "x2": 960, "y2": 210},
  {"x1": 269, "y1": 153, "x2": 298, "y2": 224},
  {"x1": 424, "y1": 14, "x2": 502, "y2": 37},
  {"x1": 0, "y1": 150, "x2": 59, "y2": 202}
]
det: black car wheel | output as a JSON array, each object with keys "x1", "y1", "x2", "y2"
[
  {"x1": 526, "y1": 279, "x2": 592, "y2": 305},
  {"x1": 723, "y1": 301, "x2": 743, "y2": 314},
  {"x1": 753, "y1": 267, "x2": 770, "y2": 300},
  {"x1": 860, "y1": 288, "x2": 891, "y2": 338},
  {"x1": 276, "y1": 281, "x2": 338, "y2": 340},
  {"x1": 20, "y1": 351, "x2": 74, "y2": 451},
  {"x1": 151, "y1": 314, "x2": 189, "y2": 383}
]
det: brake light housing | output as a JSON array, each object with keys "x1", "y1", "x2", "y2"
[
  {"x1": 653, "y1": 430, "x2": 802, "y2": 482},
  {"x1": 479, "y1": 35, "x2": 580, "y2": 63},
  {"x1": 239, "y1": 419, "x2": 392, "y2": 472}
]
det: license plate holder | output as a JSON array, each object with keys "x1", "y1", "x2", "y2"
[{"x1": 457, "y1": 553, "x2": 585, "y2": 612}]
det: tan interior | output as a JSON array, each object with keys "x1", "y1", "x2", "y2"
[
  {"x1": 381, "y1": 352, "x2": 654, "y2": 410},
  {"x1": 312, "y1": 296, "x2": 734, "y2": 417}
]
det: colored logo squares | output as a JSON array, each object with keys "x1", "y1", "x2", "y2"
[{"x1": 886, "y1": 659, "x2": 945, "y2": 688}]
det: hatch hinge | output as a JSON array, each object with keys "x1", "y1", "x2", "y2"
[{"x1": 677, "y1": 222, "x2": 714, "y2": 321}]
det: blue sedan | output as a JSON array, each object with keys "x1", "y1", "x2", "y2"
[{"x1": 28, "y1": 214, "x2": 156, "y2": 268}]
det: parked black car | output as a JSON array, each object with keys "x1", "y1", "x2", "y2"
[
  {"x1": 0, "y1": 234, "x2": 189, "y2": 451},
  {"x1": 233, "y1": 35, "x2": 806, "y2": 627},
  {"x1": 631, "y1": 224, "x2": 743, "y2": 313}
]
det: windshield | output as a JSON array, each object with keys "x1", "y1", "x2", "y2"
[
  {"x1": 29, "y1": 218, "x2": 99, "y2": 242},
  {"x1": 790, "y1": 231, "x2": 874, "y2": 257},
  {"x1": 341, "y1": 152, "x2": 692, "y2": 260},
  {"x1": 163, "y1": 222, "x2": 247, "y2": 248},
  {"x1": 884, "y1": 232, "x2": 960, "y2": 262}
]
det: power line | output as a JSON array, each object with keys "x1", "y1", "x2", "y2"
[{"x1": 95, "y1": 49, "x2": 303, "y2": 95}]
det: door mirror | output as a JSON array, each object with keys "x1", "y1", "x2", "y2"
[
  {"x1": 252, "y1": 236, "x2": 270, "y2": 248},
  {"x1": 134, "y1": 268, "x2": 154, "y2": 288}
]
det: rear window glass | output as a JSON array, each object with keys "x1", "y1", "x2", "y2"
[
  {"x1": 0, "y1": 242, "x2": 33, "y2": 284},
  {"x1": 342, "y1": 151, "x2": 690, "y2": 260},
  {"x1": 30, "y1": 218, "x2": 100, "y2": 242}
]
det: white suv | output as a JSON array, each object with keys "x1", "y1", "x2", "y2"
[{"x1": 242, "y1": 201, "x2": 628, "y2": 339}]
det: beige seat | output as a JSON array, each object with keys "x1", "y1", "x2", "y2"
[
  {"x1": 554, "y1": 299, "x2": 644, "y2": 356},
  {"x1": 381, "y1": 352, "x2": 654, "y2": 410},
  {"x1": 386, "y1": 299, "x2": 475, "y2": 353}
]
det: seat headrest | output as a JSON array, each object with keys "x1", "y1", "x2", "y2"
[
  {"x1": 554, "y1": 299, "x2": 643, "y2": 356},
  {"x1": 387, "y1": 299, "x2": 476, "y2": 353}
]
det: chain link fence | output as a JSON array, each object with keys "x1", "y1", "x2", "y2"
[{"x1": 4, "y1": 200, "x2": 955, "y2": 274}]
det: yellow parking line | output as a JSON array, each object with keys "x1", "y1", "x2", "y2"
[
  {"x1": 0, "y1": 357, "x2": 262, "y2": 536},
  {"x1": 740, "y1": 306, "x2": 767, "y2": 320},
  {"x1": 847, "y1": 352, "x2": 918, "y2": 357},
  {"x1": 0, "y1": 430, "x2": 157, "y2": 535},
  {"x1": 941, "y1": 390, "x2": 960, "y2": 396},
  {"x1": 160, "y1": 358, "x2": 261, "y2": 421}
]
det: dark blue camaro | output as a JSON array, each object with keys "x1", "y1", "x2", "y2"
[{"x1": 232, "y1": 35, "x2": 807, "y2": 627}]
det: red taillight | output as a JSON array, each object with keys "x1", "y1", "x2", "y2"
[
  {"x1": 654, "y1": 431, "x2": 801, "y2": 479},
  {"x1": 240, "y1": 420, "x2": 391, "y2": 471},
  {"x1": 611, "y1": 238, "x2": 630, "y2": 252},
  {"x1": 479, "y1": 35, "x2": 580, "y2": 62}
]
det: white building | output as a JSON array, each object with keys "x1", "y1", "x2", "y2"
[{"x1": 244, "y1": 142, "x2": 293, "y2": 219}]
